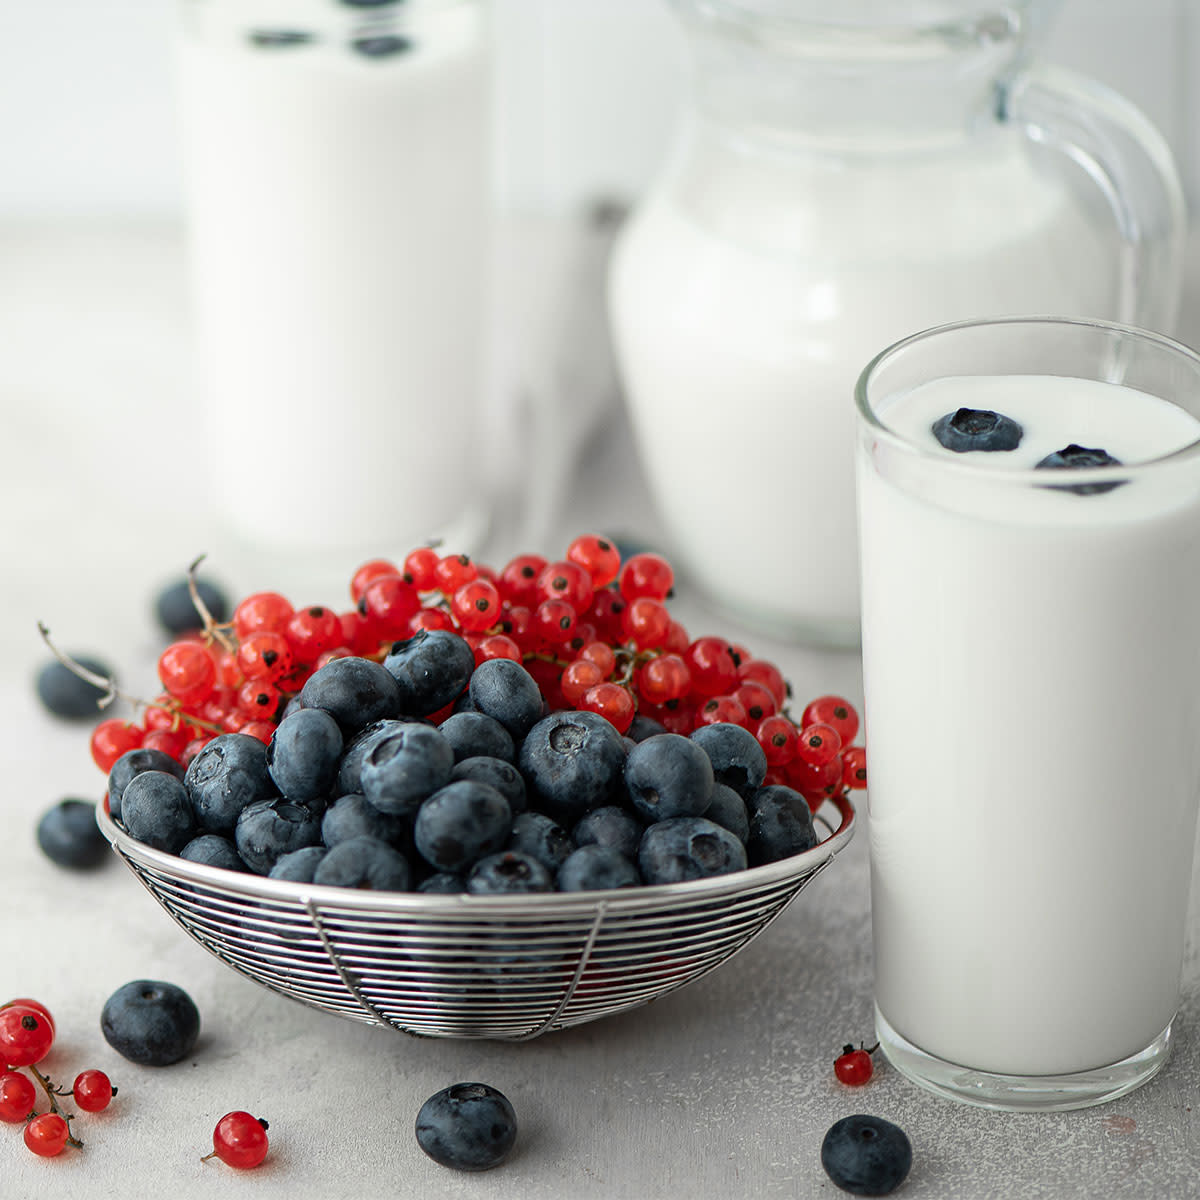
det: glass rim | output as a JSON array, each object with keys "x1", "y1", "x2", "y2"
[{"x1": 854, "y1": 314, "x2": 1200, "y2": 486}]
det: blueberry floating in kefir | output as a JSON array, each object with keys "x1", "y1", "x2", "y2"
[
  {"x1": 1034, "y1": 443, "x2": 1124, "y2": 495},
  {"x1": 930, "y1": 406, "x2": 1023, "y2": 452}
]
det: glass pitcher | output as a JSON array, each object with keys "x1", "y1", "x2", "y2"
[{"x1": 608, "y1": 0, "x2": 1185, "y2": 648}]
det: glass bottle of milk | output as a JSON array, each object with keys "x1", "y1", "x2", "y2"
[
  {"x1": 177, "y1": 0, "x2": 490, "y2": 585},
  {"x1": 608, "y1": 0, "x2": 1184, "y2": 648}
]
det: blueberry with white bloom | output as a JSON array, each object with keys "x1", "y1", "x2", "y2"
[
  {"x1": 361, "y1": 723, "x2": 455, "y2": 816},
  {"x1": 415, "y1": 1082, "x2": 517, "y2": 1171},
  {"x1": 313, "y1": 836, "x2": 411, "y2": 891},
  {"x1": 185, "y1": 733, "x2": 276, "y2": 834},
  {"x1": 638, "y1": 817, "x2": 747, "y2": 884},
  {"x1": 624, "y1": 733, "x2": 714, "y2": 821}
]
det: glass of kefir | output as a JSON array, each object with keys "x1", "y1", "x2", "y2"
[
  {"x1": 609, "y1": 0, "x2": 1184, "y2": 648},
  {"x1": 177, "y1": 0, "x2": 491, "y2": 580},
  {"x1": 856, "y1": 315, "x2": 1200, "y2": 1110}
]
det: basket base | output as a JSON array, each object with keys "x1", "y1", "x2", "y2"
[{"x1": 875, "y1": 1005, "x2": 1173, "y2": 1113}]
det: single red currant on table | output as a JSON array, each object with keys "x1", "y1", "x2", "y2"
[
  {"x1": 24, "y1": 1112, "x2": 70, "y2": 1157},
  {"x1": 0, "y1": 1071, "x2": 37, "y2": 1123},
  {"x1": 203, "y1": 1111, "x2": 270, "y2": 1169},
  {"x1": 834, "y1": 1042, "x2": 879, "y2": 1086},
  {"x1": 73, "y1": 1069, "x2": 116, "y2": 1113}
]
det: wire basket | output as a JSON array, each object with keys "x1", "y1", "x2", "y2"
[{"x1": 97, "y1": 795, "x2": 856, "y2": 1041}]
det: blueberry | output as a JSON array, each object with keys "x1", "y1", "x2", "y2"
[
  {"x1": 438, "y1": 711, "x2": 515, "y2": 763},
  {"x1": 518, "y1": 711, "x2": 627, "y2": 823},
  {"x1": 746, "y1": 785, "x2": 818, "y2": 866},
  {"x1": 100, "y1": 979, "x2": 200, "y2": 1067},
  {"x1": 572, "y1": 805, "x2": 643, "y2": 860},
  {"x1": 321, "y1": 793, "x2": 410, "y2": 849},
  {"x1": 383, "y1": 630, "x2": 475, "y2": 717},
  {"x1": 820, "y1": 1114, "x2": 912, "y2": 1196},
  {"x1": 705, "y1": 782, "x2": 750, "y2": 843},
  {"x1": 235, "y1": 798, "x2": 324, "y2": 875},
  {"x1": 466, "y1": 851, "x2": 554, "y2": 895},
  {"x1": 121, "y1": 771, "x2": 196, "y2": 854},
  {"x1": 637, "y1": 817, "x2": 748, "y2": 884},
  {"x1": 557, "y1": 844, "x2": 639, "y2": 892},
  {"x1": 450, "y1": 756, "x2": 527, "y2": 814},
  {"x1": 624, "y1": 733, "x2": 714, "y2": 821},
  {"x1": 36, "y1": 798, "x2": 107, "y2": 868},
  {"x1": 352, "y1": 34, "x2": 413, "y2": 58},
  {"x1": 689, "y1": 723, "x2": 768, "y2": 798},
  {"x1": 266, "y1": 707, "x2": 344, "y2": 802},
  {"x1": 468, "y1": 659, "x2": 543, "y2": 740},
  {"x1": 335, "y1": 718, "x2": 412, "y2": 795},
  {"x1": 179, "y1": 834, "x2": 247, "y2": 872},
  {"x1": 627, "y1": 713, "x2": 668, "y2": 742},
  {"x1": 35, "y1": 655, "x2": 112, "y2": 720},
  {"x1": 313, "y1": 836, "x2": 411, "y2": 891},
  {"x1": 418, "y1": 872, "x2": 466, "y2": 894},
  {"x1": 184, "y1": 733, "x2": 276, "y2": 834},
  {"x1": 931, "y1": 407, "x2": 1023, "y2": 453},
  {"x1": 268, "y1": 845, "x2": 329, "y2": 882},
  {"x1": 415, "y1": 1082, "x2": 517, "y2": 1172},
  {"x1": 298, "y1": 656, "x2": 401, "y2": 733},
  {"x1": 361, "y1": 723, "x2": 455, "y2": 816},
  {"x1": 507, "y1": 811, "x2": 574, "y2": 872},
  {"x1": 109, "y1": 747, "x2": 187, "y2": 823},
  {"x1": 1035, "y1": 443, "x2": 1124, "y2": 495},
  {"x1": 153, "y1": 576, "x2": 229, "y2": 634},
  {"x1": 414, "y1": 781, "x2": 513, "y2": 874}
]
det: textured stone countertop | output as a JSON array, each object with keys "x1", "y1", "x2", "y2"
[{"x1": 0, "y1": 220, "x2": 1198, "y2": 1198}]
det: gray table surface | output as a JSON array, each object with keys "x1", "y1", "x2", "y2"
[{"x1": 1, "y1": 220, "x2": 1198, "y2": 1199}]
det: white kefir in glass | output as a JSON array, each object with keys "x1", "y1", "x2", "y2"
[
  {"x1": 177, "y1": 0, "x2": 490, "y2": 567},
  {"x1": 856, "y1": 317, "x2": 1200, "y2": 1110}
]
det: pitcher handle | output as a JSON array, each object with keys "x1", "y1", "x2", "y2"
[{"x1": 1004, "y1": 63, "x2": 1186, "y2": 333}]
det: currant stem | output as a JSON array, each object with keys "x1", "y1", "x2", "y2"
[
  {"x1": 36, "y1": 622, "x2": 122, "y2": 711},
  {"x1": 187, "y1": 554, "x2": 238, "y2": 655},
  {"x1": 27, "y1": 1065, "x2": 83, "y2": 1149}
]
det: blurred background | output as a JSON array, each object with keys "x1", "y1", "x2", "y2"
[
  {"x1": 0, "y1": 0, "x2": 1195, "y2": 219},
  {"x1": 2, "y1": 0, "x2": 1197, "y2": 683}
]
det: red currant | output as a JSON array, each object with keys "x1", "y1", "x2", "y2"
[
  {"x1": 562, "y1": 658, "x2": 605, "y2": 705},
  {"x1": 636, "y1": 654, "x2": 691, "y2": 705},
  {"x1": 663, "y1": 619, "x2": 691, "y2": 655},
  {"x1": 24, "y1": 1111, "x2": 69, "y2": 1157},
  {"x1": 451, "y1": 579, "x2": 502, "y2": 633},
  {"x1": 232, "y1": 591, "x2": 294, "y2": 638},
  {"x1": 89, "y1": 718, "x2": 145, "y2": 772},
  {"x1": 410, "y1": 606, "x2": 457, "y2": 635},
  {"x1": 524, "y1": 657, "x2": 566, "y2": 711},
  {"x1": 796, "y1": 721, "x2": 843, "y2": 767},
  {"x1": 206, "y1": 1111, "x2": 270, "y2": 1169},
  {"x1": 579, "y1": 682, "x2": 635, "y2": 735},
  {"x1": 497, "y1": 553, "x2": 548, "y2": 606},
  {"x1": 565, "y1": 534, "x2": 621, "y2": 588},
  {"x1": 685, "y1": 637, "x2": 739, "y2": 699},
  {"x1": 585, "y1": 587, "x2": 627, "y2": 642},
  {"x1": 787, "y1": 755, "x2": 844, "y2": 811},
  {"x1": 618, "y1": 552, "x2": 673, "y2": 601},
  {"x1": 402, "y1": 546, "x2": 442, "y2": 591},
  {"x1": 358, "y1": 574, "x2": 421, "y2": 638},
  {"x1": 433, "y1": 554, "x2": 478, "y2": 594},
  {"x1": 140, "y1": 726, "x2": 191, "y2": 762},
  {"x1": 2, "y1": 999, "x2": 54, "y2": 1033},
  {"x1": 533, "y1": 598, "x2": 577, "y2": 644},
  {"x1": 620, "y1": 596, "x2": 672, "y2": 649},
  {"x1": 236, "y1": 631, "x2": 295, "y2": 685},
  {"x1": 235, "y1": 680, "x2": 281, "y2": 720},
  {"x1": 474, "y1": 634, "x2": 521, "y2": 665},
  {"x1": 842, "y1": 745, "x2": 868, "y2": 790},
  {"x1": 695, "y1": 694, "x2": 750, "y2": 728},
  {"x1": 801, "y1": 695, "x2": 860, "y2": 746},
  {"x1": 73, "y1": 1069, "x2": 115, "y2": 1113},
  {"x1": 834, "y1": 1043, "x2": 877, "y2": 1086},
  {"x1": 0, "y1": 1008, "x2": 53, "y2": 1068},
  {"x1": 0, "y1": 1071, "x2": 36, "y2": 1123},
  {"x1": 537, "y1": 560, "x2": 595, "y2": 613},
  {"x1": 284, "y1": 605, "x2": 343, "y2": 663},
  {"x1": 238, "y1": 720, "x2": 275, "y2": 745},
  {"x1": 755, "y1": 713, "x2": 799, "y2": 766},
  {"x1": 349, "y1": 558, "x2": 398, "y2": 604},
  {"x1": 158, "y1": 641, "x2": 217, "y2": 707},
  {"x1": 733, "y1": 680, "x2": 777, "y2": 723},
  {"x1": 577, "y1": 640, "x2": 617, "y2": 677},
  {"x1": 736, "y1": 657, "x2": 789, "y2": 708}
]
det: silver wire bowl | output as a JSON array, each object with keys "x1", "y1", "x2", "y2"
[{"x1": 98, "y1": 795, "x2": 856, "y2": 1041}]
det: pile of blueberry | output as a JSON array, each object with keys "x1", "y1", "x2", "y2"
[{"x1": 108, "y1": 629, "x2": 824, "y2": 894}]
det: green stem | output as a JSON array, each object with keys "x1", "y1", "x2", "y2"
[{"x1": 28, "y1": 1065, "x2": 83, "y2": 1149}]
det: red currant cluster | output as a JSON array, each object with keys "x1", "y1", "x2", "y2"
[
  {"x1": 84, "y1": 535, "x2": 867, "y2": 813},
  {"x1": 0, "y1": 999, "x2": 114, "y2": 1158}
]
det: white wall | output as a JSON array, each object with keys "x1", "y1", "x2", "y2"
[{"x1": 0, "y1": 0, "x2": 1193, "y2": 219}]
